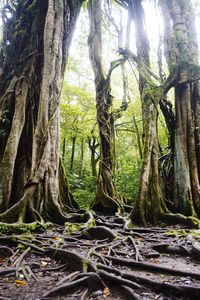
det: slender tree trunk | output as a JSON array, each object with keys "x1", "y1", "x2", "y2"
[
  {"x1": 0, "y1": 0, "x2": 83, "y2": 223},
  {"x1": 62, "y1": 137, "x2": 66, "y2": 161},
  {"x1": 88, "y1": 0, "x2": 124, "y2": 212},
  {"x1": 88, "y1": 136, "x2": 99, "y2": 178},
  {"x1": 70, "y1": 136, "x2": 76, "y2": 173},
  {"x1": 132, "y1": 111, "x2": 143, "y2": 160},
  {"x1": 79, "y1": 138, "x2": 84, "y2": 178}
]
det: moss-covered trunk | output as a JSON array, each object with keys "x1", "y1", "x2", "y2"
[
  {"x1": 160, "y1": 0, "x2": 200, "y2": 218},
  {"x1": 0, "y1": 0, "x2": 83, "y2": 223},
  {"x1": 88, "y1": 0, "x2": 124, "y2": 213},
  {"x1": 130, "y1": 93, "x2": 163, "y2": 225},
  {"x1": 174, "y1": 85, "x2": 198, "y2": 216},
  {"x1": 128, "y1": 0, "x2": 164, "y2": 226}
]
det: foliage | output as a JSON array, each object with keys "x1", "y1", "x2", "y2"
[
  {"x1": 115, "y1": 161, "x2": 141, "y2": 201},
  {"x1": 61, "y1": 82, "x2": 96, "y2": 139},
  {"x1": 68, "y1": 173, "x2": 96, "y2": 208}
]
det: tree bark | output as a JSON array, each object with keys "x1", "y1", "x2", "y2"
[
  {"x1": 114, "y1": 0, "x2": 200, "y2": 227},
  {"x1": 62, "y1": 137, "x2": 66, "y2": 161},
  {"x1": 128, "y1": 0, "x2": 165, "y2": 225},
  {"x1": 79, "y1": 137, "x2": 84, "y2": 178},
  {"x1": 70, "y1": 136, "x2": 76, "y2": 173},
  {"x1": 88, "y1": 135, "x2": 99, "y2": 178},
  {"x1": 132, "y1": 111, "x2": 143, "y2": 160},
  {"x1": 0, "y1": 0, "x2": 83, "y2": 223},
  {"x1": 160, "y1": 0, "x2": 200, "y2": 217},
  {"x1": 88, "y1": 0, "x2": 124, "y2": 212}
]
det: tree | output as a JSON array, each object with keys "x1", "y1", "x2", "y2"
[
  {"x1": 88, "y1": 0, "x2": 124, "y2": 212},
  {"x1": 88, "y1": 134, "x2": 100, "y2": 178},
  {"x1": 160, "y1": 0, "x2": 200, "y2": 217},
  {"x1": 0, "y1": 0, "x2": 83, "y2": 223},
  {"x1": 114, "y1": 0, "x2": 200, "y2": 227},
  {"x1": 125, "y1": 0, "x2": 166, "y2": 226}
]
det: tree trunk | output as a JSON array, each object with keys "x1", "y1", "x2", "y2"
[
  {"x1": 128, "y1": 0, "x2": 164, "y2": 226},
  {"x1": 79, "y1": 138, "x2": 84, "y2": 178},
  {"x1": 113, "y1": 0, "x2": 200, "y2": 228},
  {"x1": 0, "y1": 0, "x2": 83, "y2": 223},
  {"x1": 62, "y1": 137, "x2": 66, "y2": 161},
  {"x1": 132, "y1": 110, "x2": 143, "y2": 160},
  {"x1": 88, "y1": 0, "x2": 124, "y2": 212},
  {"x1": 88, "y1": 136, "x2": 99, "y2": 178},
  {"x1": 160, "y1": 0, "x2": 200, "y2": 217},
  {"x1": 70, "y1": 136, "x2": 76, "y2": 173}
]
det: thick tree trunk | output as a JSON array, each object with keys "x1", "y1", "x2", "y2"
[
  {"x1": 88, "y1": 0, "x2": 124, "y2": 212},
  {"x1": 160, "y1": 0, "x2": 200, "y2": 217},
  {"x1": 131, "y1": 93, "x2": 163, "y2": 225},
  {"x1": 129, "y1": 0, "x2": 165, "y2": 225},
  {"x1": 174, "y1": 85, "x2": 197, "y2": 216},
  {"x1": 113, "y1": 0, "x2": 200, "y2": 227},
  {"x1": 192, "y1": 83, "x2": 200, "y2": 181},
  {"x1": 0, "y1": 0, "x2": 83, "y2": 223}
]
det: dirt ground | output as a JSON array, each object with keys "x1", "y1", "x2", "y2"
[{"x1": 0, "y1": 214, "x2": 200, "y2": 300}]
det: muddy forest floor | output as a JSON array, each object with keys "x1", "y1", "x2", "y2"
[{"x1": 0, "y1": 213, "x2": 200, "y2": 300}]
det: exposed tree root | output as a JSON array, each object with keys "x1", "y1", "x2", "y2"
[
  {"x1": 79, "y1": 226, "x2": 116, "y2": 241},
  {"x1": 98, "y1": 264, "x2": 200, "y2": 298},
  {"x1": 98, "y1": 269, "x2": 141, "y2": 289},
  {"x1": 0, "y1": 213, "x2": 200, "y2": 299},
  {"x1": 120, "y1": 285, "x2": 141, "y2": 300},
  {"x1": 152, "y1": 244, "x2": 190, "y2": 256},
  {"x1": 45, "y1": 247, "x2": 94, "y2": 271},
  {"x1": 0, "y1": 221, "x2": 47, "y2": 234},
  {"x1": 0, "y1": 246, "x2": 13, "y2": 257},
  {"x1": 0, "y1": 268, "x2": 16, "y2": 277},
  {"x1": 160, "y1": 212, "x2": 200, "y2": 229},
  {"x1": 41, "y1": 275, "x2": 101, "y2": 298},
  {"x1": 102, "y1": 255, "x2": 200, "y2": 279}
]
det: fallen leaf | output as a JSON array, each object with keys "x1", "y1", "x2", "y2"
[
  {"x1": 54, "y1": 237, "x2": 63, "y2": 241},
  {"x1": 103, "y1": 287, "x2": 111, "y2": 298},
  {"x1": 41, "y1": 261, "x2": 48, "y2": 266},
  {"x1": 15, "y1": 279, "x2": 27, "y2": 286}
]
